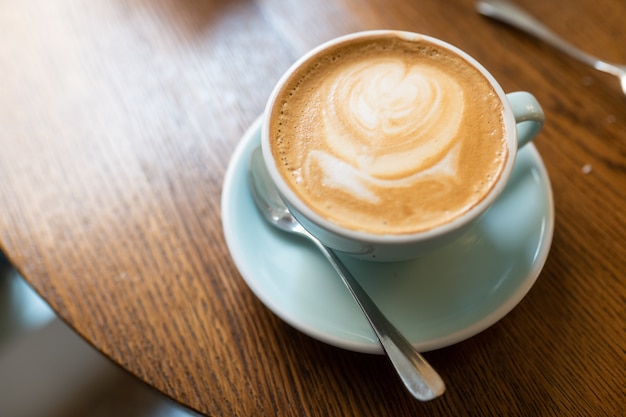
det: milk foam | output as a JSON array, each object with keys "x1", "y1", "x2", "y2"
[
  {"x1": 271, "y1": 36, "x2": 508, "y2": 235},
  {"x1": 320, "y1": 57, "x2": 464, "y2": 190}
]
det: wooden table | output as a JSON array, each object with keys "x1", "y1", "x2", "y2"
[{"x1": 1, "y1": 0, "x2": 624, "y2": 415}]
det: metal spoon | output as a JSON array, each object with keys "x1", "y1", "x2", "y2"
[
  {"x1": 247, "y1": 146, "x2": 445, "y2": 401},
  {"x1": 477, "y1": 0, "x2": 626, "y2": 96}
]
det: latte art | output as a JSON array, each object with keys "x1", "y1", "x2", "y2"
[
  {"x1": 317, "y1": 58, "x2": 465, "y2": 202},
  {"x1": 271, "y1": 35, "x2": 508, "y2": 235}
]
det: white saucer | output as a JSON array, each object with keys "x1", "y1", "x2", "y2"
[{"x1": 221, "y1": 118, "x2": 554, "y2": 354}]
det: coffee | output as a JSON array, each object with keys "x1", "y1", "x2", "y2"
[{"x1": 269, "y1": 34, "x2": 508, "y2": 235}]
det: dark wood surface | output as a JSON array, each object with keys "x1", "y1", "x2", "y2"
[{"x1": 1, "y1": 0, "x2": 624, "y2": 415}]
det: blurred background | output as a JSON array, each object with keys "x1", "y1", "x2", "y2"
[{"x1": 0, "y1": 252, "x2": 200, "y2": 417}]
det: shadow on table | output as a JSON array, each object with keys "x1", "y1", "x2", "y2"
[{"x1": 114, "y1": 0, "x2": 257, "y2": 38}]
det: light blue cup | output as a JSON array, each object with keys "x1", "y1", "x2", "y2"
[{"x1": 262, "y1": 31, "x2": 544, "y2": 262}]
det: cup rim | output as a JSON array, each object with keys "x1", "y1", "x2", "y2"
[{"x1": 261, "y1": 29, "x2": 518, "y2": 245}]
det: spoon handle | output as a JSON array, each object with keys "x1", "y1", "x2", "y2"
[
  {"x1": 476, "y1": 0, "x2": 622, "y2": 77},
  {"x1": 314, "y1": 242, "x2": 445, "y2": 401}
]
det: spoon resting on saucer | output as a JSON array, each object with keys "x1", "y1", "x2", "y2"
[{"x1": 247, "y1": 146, "x2": 445, "y2": 401}]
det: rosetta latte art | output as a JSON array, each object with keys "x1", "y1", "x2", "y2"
[
  {"x1": 272, "y1": 37, "x2": 507, "y2": 235},
  {"x1": 305, "y1": 58, "x2": 465, "y2": 203}
]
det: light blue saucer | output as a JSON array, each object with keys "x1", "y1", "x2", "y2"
[{"x1": 221, "y1": 118, "x2": 554, "y2": 354}]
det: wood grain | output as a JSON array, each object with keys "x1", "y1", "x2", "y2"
[{"x1": 1, "y1": 0, "x2": 624, "y2": 415}]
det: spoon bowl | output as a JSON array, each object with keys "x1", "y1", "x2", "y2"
[{"x1": 247, "y1": 146, "x2": 445, "y2": 401}]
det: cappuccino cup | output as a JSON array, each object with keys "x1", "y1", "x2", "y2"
[{"x1": 261, "y1": 30, "x2": 544, "y2": 261}]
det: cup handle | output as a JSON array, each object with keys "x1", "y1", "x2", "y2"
[{"x1": 506, "y1": 91, "x2": 545, "y2": 148}]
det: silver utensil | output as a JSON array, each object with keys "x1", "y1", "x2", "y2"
[
  {"x1": 247, "y1": 146, "x2": 445, "y2": 401},
  {"x1": 477, "y1": 0, "x2": 626, "y2": 96}
]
